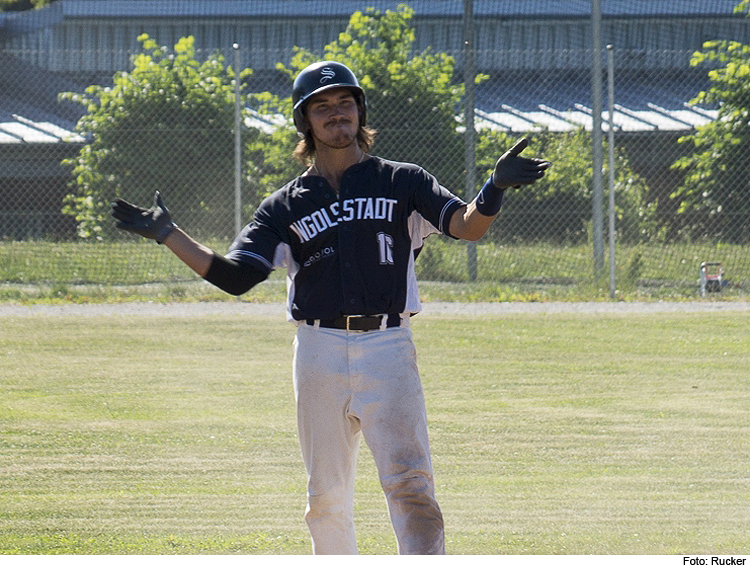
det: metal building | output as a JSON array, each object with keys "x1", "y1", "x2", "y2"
[
  {"x1": 2, "y1": 1, "x2": 746, "y2": 136},
  {"x1": 1, "y1": 1, "x2": 747, "y2": 238},
  {"x1": 1, "y1": 1, "x2": 748, "y2": 73}
]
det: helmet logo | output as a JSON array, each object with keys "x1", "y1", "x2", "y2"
[{"x1": 320, "y1": 67, "x2": 336, "y2": 84}]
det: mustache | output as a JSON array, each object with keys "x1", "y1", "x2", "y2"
[{"x1": 324, "y1": 117, "x2": 352, "y2": 128}]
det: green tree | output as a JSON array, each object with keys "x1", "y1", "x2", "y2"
[
  {"x1": 0, "y1": 0, "x2": 54, "y2": 10},
  {"x1": 244, "y1": 90, "x2": 301, "y2": 213},
  {"x1": 671, "y1": 5, "x2": 750, "y2": 242},
  {"x1": 61, "y1": 35, "x2": 254, "y2": 239},
  {"x1": 249, "y1": 4, "x2": 467, "y2": 199},
  {"x1": 476, "y1": 129, "x2": 653, "y2": 244}
]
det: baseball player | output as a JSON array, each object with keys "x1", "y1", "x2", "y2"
[{"x1": 111, "y1": 61, "x2": 550, "y2": 554}]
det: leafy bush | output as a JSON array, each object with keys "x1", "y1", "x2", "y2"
[
  {"x1": 477, "y1": 129, "x2": 654, "y2": 244},
  {"x1": 61, "y1": 35, "x2": 254, "y2": 239},
  {"x1": 248, "y1": 4, "x2": 466, "y2": 198},
  {"x1": 671, "y1": 36, "x2": 750, "y2": 243}
]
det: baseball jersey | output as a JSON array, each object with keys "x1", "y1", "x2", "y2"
[{"x1": 226, "y1": 156, "x2": 465, "y2": 321}]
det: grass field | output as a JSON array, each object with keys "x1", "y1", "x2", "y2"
[{"x1": 1, "y1": 307, "x2": 749, "y2": 555}]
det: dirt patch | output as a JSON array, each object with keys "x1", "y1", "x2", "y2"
[{"x1": 1, "y1": 301, "x2": 749, "y2": 318}]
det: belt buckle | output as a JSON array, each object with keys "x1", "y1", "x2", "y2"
[{"x1": 345, "y1": 315, "x2": 380, "y2": 332}]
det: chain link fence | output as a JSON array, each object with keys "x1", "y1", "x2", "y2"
[{"x1": 1, "y1": 1, "x2": 749, "y2": 300}]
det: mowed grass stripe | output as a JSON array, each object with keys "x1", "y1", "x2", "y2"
[{"x1": 1, "y1": 311, "x2": 748, "y2": 554}]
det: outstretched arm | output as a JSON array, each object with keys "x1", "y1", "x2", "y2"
[
  {"x1": 111, "y1": 192, "x2": 266, "y2": 295},
  {"x1": 449, "y1": 137, "x2": 551, "y2": 241},
  {"x1": 448, "y1": 198, "x2": 498, "y2": 242},
  {"x1": 163, "y1": 228, "x2": 214, "y2": 277},
  {"x1": 111, "y1": 191, "x2": 213, "y2": 276}
]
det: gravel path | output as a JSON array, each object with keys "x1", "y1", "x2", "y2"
[{"x1": 1, "y1": 301, "x2": 749, "y2": 317}]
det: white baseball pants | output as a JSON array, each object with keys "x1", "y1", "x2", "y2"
[{"x1": 293, "y1": 322, "x2": 445, "y2": 555}]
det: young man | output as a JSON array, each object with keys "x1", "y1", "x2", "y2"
[{"x1": 111, "y1": 61, "x2": 550, "y2": 554}]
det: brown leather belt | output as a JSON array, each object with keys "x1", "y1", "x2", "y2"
[{"x1": 305, "y1": 314, "x2": 402, "y2": 332}]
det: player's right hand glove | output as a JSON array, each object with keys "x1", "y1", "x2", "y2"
[
  {"x1": 111, "y1": 191, "x2": 177, "y2": 244},
  {"x1": 492, "y1": 138, "x2": 551, "y2": 189}
]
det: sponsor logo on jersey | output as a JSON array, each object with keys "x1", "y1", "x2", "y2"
[
  {"x1": 303, "y1": 246, "x2": 336, "y2": 268},
  {"x1": 289, "y1": 197, "x2": 398, "y2": 243}
]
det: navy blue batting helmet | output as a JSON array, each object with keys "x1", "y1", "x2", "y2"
[{"x1": 292, "y1": 61, "x2": 367, "y2": 133}]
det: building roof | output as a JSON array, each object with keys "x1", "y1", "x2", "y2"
[
  {"x1": 36, "y1": 1, "x2": 750, "y2": 17},
  {"x1": 1, "y1": 58, "x2": 718, "y2": 144},
  {"x1": 473, "y1": 102, "x2": 718, "y2": 134},
  {"x1": 0, "y1": 114, "x2": 84, "y2": 145},
  {"x1": 1, "y1": 0, "x2": 745, "y2": 30},
  {"x1": 1, "y1": 1, "x2": 728, "y2": 142},
  {"x1": 241, "y1": 68, "x2": 718, "y2": 135},
  {"x1": 470, "y1": 68, "x2": 717, "y2": 133},
  {"x1": 0, "y1": 53, "x2": 85, "y2": 145}
]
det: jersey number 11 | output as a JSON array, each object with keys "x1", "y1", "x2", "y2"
[{"x1": 377, "y1": 232, "x2": 394, "y2": 265}]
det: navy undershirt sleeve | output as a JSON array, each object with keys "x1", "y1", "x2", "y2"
[{"x1": 203, "y1": 252, "x2": 269, "y2": 296}]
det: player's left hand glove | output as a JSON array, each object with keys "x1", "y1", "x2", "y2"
[
  {"x1": 492, "y1": 138, "x2": 551, "y2": 189},
  {"x1": 111, "y1": 191, "x2": 177, "y2": 244}
]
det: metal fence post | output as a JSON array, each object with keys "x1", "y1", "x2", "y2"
[
  {"x1": 607, "y1": 44, "x2": 616, "y2": 298},
  {"x1": 464, "y1": 0, "x2": 478, "y2": 281},
  {"x1": 233, "y1": 43, "x2": 242, "y2": 237},
  {"x1": 591, "y1": 0, "x2": 605, "y2": 275}
]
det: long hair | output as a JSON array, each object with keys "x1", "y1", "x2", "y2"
[{"x1": 293, "y1": 125, "x2": 377, "y2": 166}]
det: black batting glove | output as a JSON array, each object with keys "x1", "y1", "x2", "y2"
[
  {"x1": 111, "y1": 191, "x2": 177, "y2": 244},
  {"x1": 492, "y1": 138, "x2": 551, "y2": 189}
]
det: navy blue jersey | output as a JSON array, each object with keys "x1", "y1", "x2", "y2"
[{"x1": 226, "y1": 156, "x2": 465, "y2": 321}]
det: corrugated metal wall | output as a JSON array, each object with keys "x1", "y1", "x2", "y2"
[{"x1": 5, "y1": 14, "x2": 749, "y2": 74}]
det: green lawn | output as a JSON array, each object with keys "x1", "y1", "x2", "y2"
[
  {"x1": 2, "y1": 239, "x2": 749, "y2": 303},
  {"x1": 1, "y1": 309, "x2": 749, "y2": 554}
]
